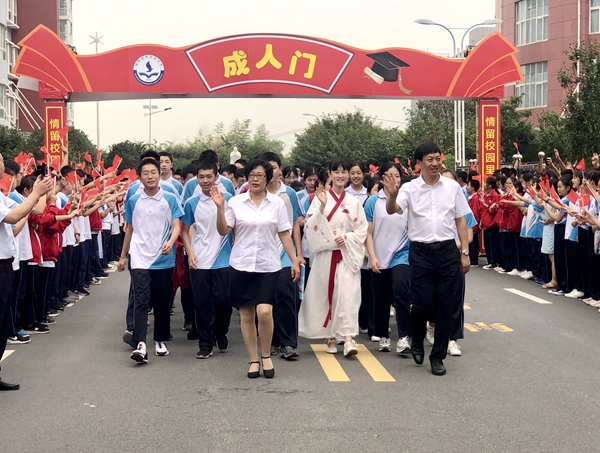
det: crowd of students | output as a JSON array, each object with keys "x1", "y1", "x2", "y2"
[{"x1": 5, "y1": 142, "x2": 597, "y2": 389}]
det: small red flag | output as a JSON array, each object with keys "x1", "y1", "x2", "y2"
[
  {"x1": 579, "y1": 194, "x2": 591, "y2": 207},
  {"x1": 513, "y1": 142, "x2": 519, "y2": 149},
  {"x1": 40, "y1": 146, "x2": 47, "y2": 155},
  {"x1": 470, "y1": 162, "x2": 476, "y2": 171},
  {"x1": 472, "y1": 175, "x2": 481, "y2": 182},
  {"x1": 84, "y1": 152, "x2": 92, "y2": 163},
  {"x1": 93, "y1": 179, "x2": 104, "y2": 190},
  {"x1": 440, "y1": 153, "x2": 445, "y2": 162},
  {"x1": 112, "y1": 155, "x2": 123, "y2": 169},
  {"x1": 104, "y1": 165, "x2": 117, "y2": 175},
  {"x1": 394, "y1": 157, "x2": 400, "y2": 164},
  {"x1": 527, "y1": 186, "x2": 537, "y2": 199},
  {"x1": 550, "y1": 185, "x2": 561, "y2": 203},
  {"x1": 65, "y1": 171, "x2": 78, "y2": 188},
  {"x1": 96, "y1": 149, "x2": 102, "y2": 164},
  {"x1": 575, "y1": 158, "x2": 586, "y2": 171},
  {"x1": 414, "y1": 163, "x2": 420, "y2": 172},
  {"x1": 92, "y1": 169, "x2": 100, "y2": 179},
  {"x1": 0, "y1": 174, "x2": 14, "y2": 195},
  {"x1": 567, "y1": 190, "x2": 579, "y2": 205},
  {"x1": 58, "y1": 126, "x2": 69, "y2": 140}
]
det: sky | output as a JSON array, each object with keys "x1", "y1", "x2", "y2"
[{"x1": 71, "y1": 0, "x2": 496, "y2": 155}]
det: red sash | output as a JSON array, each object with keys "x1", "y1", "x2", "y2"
[{"x1": 324, "y1": 189, "x2": 346, "y2": 327}]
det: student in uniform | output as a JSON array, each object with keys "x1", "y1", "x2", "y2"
[
  {"x1": 0, "y1": 154, "x2": 53, "y2": 390},
  {"x1": 364, "y1": 163, "x2": 412, "y2": 355},
  {"x1": 117, "y1": 158, "x2": 183, "y2": 363},
  {"x1": 382, "y1": 142, "x2": 471, "y2": 376},
  {"x1": 345, "y1": 162, "x2": 369, "y2": 204},
  {"x1": 181, "y1": 160, "x2": 233, "y2": 359},
  {"x1": 211, "y1": 159, "x2": 300, "y2": 379},
  {"x1": 182, "y1": 150, "x2": 235, "y2": 202},
  {"x1": 159, "y1": 151, "x2": 184, "y2": 202}
]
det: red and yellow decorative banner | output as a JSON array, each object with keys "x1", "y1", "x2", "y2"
[
  {"x1": 478, "y1": 100, "x2": 501, "y2": 179},
  {"x1": 44, "y1": 102, "x2": 66, "y2": 165}
]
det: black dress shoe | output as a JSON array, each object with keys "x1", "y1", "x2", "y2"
[
  {"x1": 0, "y1": 378, "x2": 20, "y2": 391},
  {"x1": 411, "y1": 340, "x2": 424, "y2": 365},
  {"x1": 431, "y1": 360, "x2": 446, "y2": 376}
]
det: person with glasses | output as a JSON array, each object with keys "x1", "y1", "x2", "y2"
[{"x1": 212, "y1": 159, "x2": 300, "y2": 379}]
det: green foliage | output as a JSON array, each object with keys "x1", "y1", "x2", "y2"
[
  {"x1": 500, "y1": 96, "x2": 538, "y2": 162},
  {"x1": 557, "y1": 40, "x2": 600, "y2": 160},
  {"x1": 23, "y1": 128, "x2": 44, "y2": 160},
  {"x1": 104, "y1": 140, "x2": 148, "y2": 170},
  {"x1": 535, "y1": 111, "x2": 570, "y2": 157},
  {"x1": 289, "y1": 110, "x2": 404, "y2": 168},
  {"x1": 67, "y1": 127, "x2": 96, "y2": 156},
  {"x1": 0, "y1": 126, "x2": 26, "y2": 160}
]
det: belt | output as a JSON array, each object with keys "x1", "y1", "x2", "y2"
[{"x1": 412, "y1": 240, "x2": 454, "y2": 250}]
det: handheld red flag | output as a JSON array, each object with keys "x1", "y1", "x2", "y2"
[
  {"x1": 394, "y1": 157, "x2": 400, "y2": 164},
  {"x1": 58, "y1": 126, "x2": 69, "y2": 142},
  {"x1": 84, "y1": 152, "x2": 92, "y2": 163},
  {"x1": 112, "y1": 155, "x2": 123, "y2": 169},
  {"x1": 550, "y1": 185, "x2": 561, "y2": 203},
  {"x1": 0, "y1": 174, "x2": 14, "y2": 195},
  {"x1": 470, "y1": 162, "x2": 476, "y2": 171},
  {"x1": 65, "y1": 171, "x2": 78, "y2": 188},
  {"x1": 513, "y1": 142, "x2": 519, "y2": 150},
  {"x1": 579, "y1": 193, "x2": 591, "y2": 207},
  {"x1": 567, "y1": 190, "x2": 579, "y2": 205},
  {"x1": 92, "y1": 169, "x2": 100, "y2": 179},
  {"x1": 40, "y1": 146, "x2": 47, "y2": 155},
  {"x1": 414, "y1": 163, "x2": 420, "y2": 172},
  {"x1": 96, "y1": 149, "x2": 102, "y2": 165},
  {"x1": 575, "y1": 158, "x2": 586, "y2": 171},
  {"x1": 93, "y1": 179, "x2": 104, "y2": 190},
  {"x1": 527, "y1": 186, "x2": 537, "y2": 199},
  {"x1": 440, "y1": 153, "x2": 445, "y2": 162},
  {"x1": 472, "y1": 175, "x2": 481, "y2": 182}
]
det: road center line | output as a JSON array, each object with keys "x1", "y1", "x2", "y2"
[
  {"x1": 1, "y1": 350, "x2": 15, "y2": 362},
  {"x1": 504, "y1": 288, "x2": 553, "y2": 304},
  {"x1": 355, "y1": 344, "x2": 396, "y2": 382},
  {"x1": 310, "y1": 344, "x2": 350, "y2": 382}
]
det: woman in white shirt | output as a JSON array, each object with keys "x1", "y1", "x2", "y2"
[
  {"x1": 345, "y1": 162, "x2": 369, "y2": 205},
  {"x1": 212, "y1": 159, "x2": 300, "y2": 379}
]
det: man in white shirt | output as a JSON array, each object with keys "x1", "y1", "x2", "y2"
[
  {"x1": 383, "y1": 142, "x2": 471, "y2": 376},
  {"x1": 0, "y1": 153, "x2": 52, "y2": 390},
  {"x1": 159, "y1": 151, "x2": 184, "y2": 203}
]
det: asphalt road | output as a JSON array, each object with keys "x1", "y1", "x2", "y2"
[{"x1": 2, "y1": 262, "x2": 600, "y2": 453}]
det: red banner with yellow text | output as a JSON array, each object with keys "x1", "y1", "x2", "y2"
[
  {"x1": 44, "y1": 102, "x2": 66, "y2": 169},
  {"x1": 478, "y1": 100, "x2": 501, "y2": 180}
]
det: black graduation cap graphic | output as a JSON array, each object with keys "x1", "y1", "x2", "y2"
[{"x1": 364, "y1": 52, "x2": 412, "y2": 94}]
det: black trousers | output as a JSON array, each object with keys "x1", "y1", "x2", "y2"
[
  {"x1": 566, "y1": 240, "x2": 581, "y2": 292},
  {"x1": 468, "y1": 231, "x2": 480, "y2": 266},
  {"x1": 372, "y1": 264, "x2": 411, "y2": 338},
  {"x1": 578, "y1": 228, "x2": 592, "y2": 297},
  {"x1": 101, "y1": 230, "x2": 112, "y2": 269},
  {"x1": 500, "y1": 231, "x2": 518, "y2": 272},
  {"x1": 0, "y1": 259, "x2": 15, "y2": 372},
  {"x1": 554, "y1": 224, "x2": 568, "y2": 292},
  {"x1": 21, "y1": 265, "x2": 38, "y2": 327},
  {"x1": 409, "y1": 240, "x2": 461, "y2": 362},
  {"x1": 527, "y1": 238, "x2": 543, "y2": 280},
  {"x1": 483, "y1": 227, "x2": 500, "y2": 267},
  {"x1": 190, "y1": 267, "x2": 231, "y2": 352},
  {"x1": 272, "y1": 268, "x2": 299, "y2": 349},
  {"x1": 358, "y1": 269, "x2": 374, "y2": 336},
  {"x1": 131, "y1": 267, "x2": 174, "y2": 344},
  {"x1": 451, "y1": 275, "x2": 466, "y2": 340}
]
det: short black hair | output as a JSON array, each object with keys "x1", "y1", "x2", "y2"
[
  {"x1": 199, "y1": 150, "x2": 219, "y2": 164},
  {"x1": 76, "y1": 169, "x2": 86, "y2": 178},
  {"x1": 414, "y1": 142, "x2": 441, "y2": 162},
  {"x1": 290, "y1": 180, "x2": 305, "y2": 192},
  {"x1": 197, "y1": 160, "x2": 218, "y2": 175},
  {"x1": 485, "y1": 176, "x2": 496, "y2": 188},
  {"x1": 559, "y1": 175, "x2": 573, "y2": 191},
  {"x1": 158, "y1": 151, "x2": 173, "y2": 162},
  {"x1": 235, "y1": 158, "x2": 247, "y2": 166},
  {"x1": 521, "y1": 172, "x2": 533, "y2": 183},
  {"x1": 348, "y1": 162, "x2": 366, "y2": 173},
  {"x1": 16, "y1": 175, "x2": 36, "y2": 194},
  {"x1": 468, "y1": 179, "x2": 480, "y2": 191},
  {"x1": 377, "y1": 162, "x2": 402, "y2": 179},
  {"x1": 257, "y1": 152, "x2": 281, "y2": 167},
  {"x1": 328, "y1": 159, "x2": 349, "y2": 172},
  {"x1": 140, "y1": 150, "x2": 160, "y2": 162},
  {"x1": 137, "y1": 157, "x2": 160, "y2": 176},
  {"x1": 235, "y1": 168, "x2": 245, "y2": 179},
  {"x1": 182, "y1": 163, "x2": 198, "y2": 178},
  {"x1": 366, "y1": 176, "x2": 380, "y2": 194},
  {"x1": 282, "y1": 166, "x2": 298, "y2": 178},
  {"x1": 244, "y1": 159, "x2": 273, "y2": 182},
  {"x1": 3, "y1": 160, "x2": 19, "y2": 176},
  {"x1": 456, "y1": 170, "x2": 468, "y2": 183},
  {"x1": 60, "y1": 165, "x2": 75, "y2": 177},
  {"x1": 221, "y1": 164, "x2": 237, "y2": 175}
]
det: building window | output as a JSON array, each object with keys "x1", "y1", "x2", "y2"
[
  {"x1": 59, "y1": 20, "x2": 73, "y2": 44},
  {"x1": 592, "y1": 0, "x2": 600, "y2": 33},
  {"x1": 516, "y1": 61, "x2": 548, "y2": 108},
  {"x1": 0, "y1": 25, "x2": 6, "y2": 61},
  {"x1": 515, "y1": 0, "x2": 549, "y2": 46},
  {"x1": 7, "y1": 0, "x2": 17, "y2": 24}
]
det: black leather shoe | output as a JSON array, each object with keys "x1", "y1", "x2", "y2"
[
  {"x1": 411, "y1": 340, "x2": 424, "y2": 365},
  {"x1": 247, "y1": 361, "x2": 260, "y2": 379},
  {"x1": 0, "y1": 378, "x2": 20, "y2": 391},
  {"x1": 431, "y1": 360, "x2": 446, "y2": 376},
  {"x1": 261, "y1": 357, "x2": 275, "y2": 379}
]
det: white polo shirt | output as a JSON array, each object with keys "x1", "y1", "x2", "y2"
[
  {"x1": 183, "y1": 175, "x2": 235, "y2": 203},
  {"x1": 182, "y1": 191, "x2": 233, "y2": 270},
  {"x1": 125, "y1": 188, "x2": 183, "y2": 270},
  {"x1": 81, "y1": 215, "x2": 92, "y2": 241},
  {"x1": 0, "y1": 191, "x2": 17, "y2": 260},
  {"x1": 100, "y1": 205, "x2": 113, "y2": 231},
  {"x1": 9, "y1": 191, "x2": 33, "y2": 262},
  {"x1": 160, "y1": 176, "x2": 184, "y2": 202},
  {"x1": 225, "y1": 191, "x2": 291, "y2": 273},
  {"x1": 57, "y1": 192, "x2": 76, "y2": 247},
  {"x1": 396, "y1": 175, "x2": 471, "y2": 243},
  {"x1": 345, "y1": 185, "x2": 369, "y2": 205}
]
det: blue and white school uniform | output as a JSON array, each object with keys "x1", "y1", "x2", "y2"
[
  {"x1": 345, "y1": 185, "x2": 368, "y2": 205},
  {"x1": 182, "y1": 175, "x2": 235, "y2": 203}
]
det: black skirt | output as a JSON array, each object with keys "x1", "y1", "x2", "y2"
[{"x1": 229, "y1": 268, "x2": 278, "y2": 308}]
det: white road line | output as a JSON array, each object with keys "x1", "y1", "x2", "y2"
[
  {"x1": 1, "y1": 350, "x2": 15, "y2": 362},
  {"x1": 504, "y1": 288, "x2": 553, "y2": 304}
]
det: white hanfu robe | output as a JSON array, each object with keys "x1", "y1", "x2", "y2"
[{"x1": 299, "y1": 189, "x2": 368, "y2": 340}]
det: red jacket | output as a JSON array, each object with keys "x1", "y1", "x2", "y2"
[
  {"x1": 468, "y1": 192, "x2": 482, "y2": 233},
  {"x1": 480, "y1": 189, "x2": 499, "y2": 229},
  {"x1": 30, "y1": 204, "x2": 72, "y2": 263},
  {"x1": 89, "y1": 209, "x2": 102, "y2": 232},
  {"x1": 28, "y1": 223, "x2": 42, "y2": 265},
  {"x1": 496, "y1": 194, "x2": 523, "y2": 233}
]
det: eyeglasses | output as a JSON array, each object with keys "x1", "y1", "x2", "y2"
[{"x1": 248, "y1": 173, "x2": 266, "y2": 180}]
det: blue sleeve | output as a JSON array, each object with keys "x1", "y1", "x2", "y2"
[
  {"x1": 168, "y1": 194, "x2": 184, "y2": 219},
  {"x1": 287, "y1": 187, "x2": 302, "y2": 221},
  {"x1": 466, "y1": 212, "x2": 477, "y2": 229},
  {"x1": 182, "y1": 179, "x2": 197, "y2": 203},
  {"x1": 363, "y1": 195, "x2": 377, "y2": 222},
  {"x1": 221, "y1": 177, "x2": 235, "y2": 196},
  {"x1": 124, "y1": 197, "x2": 136, "y2": 223},
  {"x1": 302, "y1": 196, "x2": 311, "y2": 215},
  {"x1": 174, "y1": 180, "x2": 184, "y2": 196},
  {"x1": 182, "y1": 197, "x2": 197, "y2": 227},
  {"x1": 8, "y1": 192, "x2": 21, "y2": 204},
  {"x1": 125, "y1": 181, "x2": 139, "y2": 203},
  {"x1": 224, "y1": 192, "x2": 233, "y2": 203}
]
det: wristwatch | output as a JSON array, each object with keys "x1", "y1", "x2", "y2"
[{"x1": 460, "y1": 249, "x2": 469, "y2": 256}]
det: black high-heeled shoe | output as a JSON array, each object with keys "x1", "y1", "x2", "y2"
[
  {"x1": 248, "y1": 361, "x2": 260, "y2": 379},
  {"x1": 261, "y1": 356, "x2": 275, "y2": 379}
]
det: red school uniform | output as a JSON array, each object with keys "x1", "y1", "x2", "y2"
[
  {"x1": 480, "y1": 189, "x2": 499, "y2": 230},
  {"x1": 29, "y1": 204, "x2": 72, "y2": 263},
  {"x1": 496, "y1": 194, "x2": 523, "y2": 233},
  {"x1": 468, "y1": 192, "x2": 482, "y2": 233}
]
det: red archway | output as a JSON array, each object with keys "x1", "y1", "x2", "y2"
[{"x1": 14, "y1": 25, "x2": 522, "y2": 175}]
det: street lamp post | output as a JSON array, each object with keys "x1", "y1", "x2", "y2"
[
  {"x1": 89, "y1": 32, "x2": 104, "y2": 149},
  {"x1": 143, "y1": 103, "x2": 172, "y2": 144},
  {"x1": 414, "y1": 18, "x2": 502, "y2": 168}
]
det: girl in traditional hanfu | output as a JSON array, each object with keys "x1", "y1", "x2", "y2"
[{"x1": 299, "y1": 160, "x2": 368, "y2": 357}]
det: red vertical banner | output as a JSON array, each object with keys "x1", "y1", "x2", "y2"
[
  {"x1": 44, "y1": 102, "x2": 66, "y2": 168},
  {"x1": 477, "y1": 100, "x2": 501, "y2": 179}
]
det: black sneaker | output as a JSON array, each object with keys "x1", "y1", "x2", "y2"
[
  {"x1": 78, "y1": 288, "x2": 90, "y2": 296},
  {"x1": 52, "y1": 303, "x2": 66, "y2": 311},
  {"x1": 187, "y1": 331, "x2": 199, "y2": 341},
  {"x1": 270, "y1": 345, "x2": 279, "y2": 356},
  {"x1": 216, "y1": 336, "x2": 229, "y2": 352},
  {"x1": 41, "y1": 318, "x2": 56, "y2": 325},
  {"x1": 130, "y1": 344, "x2": 148, "y2": 364},
  {"x1": 47, "y1": 309, "x2": 60, "y2": 318},
  {"x1": 170, "y1": 308, "x2": 175, "y2": 315},
  {"x1": 122, "y1": 330, "x2": 136, "y2": 348},
  {"x1": 7, "y1": 334, "x2": 31, "y2": 344},
  {"x1": 96, "y1": 272, "x2": 109, "y2": 279},
  {"x1": 23, "y1": 323, "x2": 50, "y2": 334},
  {"x1": 280, "y1": 345, "x2": 299, "y2": 360},
  {"x1": 196, "y1": 350, "x2": 213, "y2": 359}
]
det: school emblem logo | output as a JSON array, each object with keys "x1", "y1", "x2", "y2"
[
  {"x1": 133, "y1": 55, "x2": 164, "y2": 86},
  {"x1": 159, "y1": 204, "x2": 167, "y2": 212}
]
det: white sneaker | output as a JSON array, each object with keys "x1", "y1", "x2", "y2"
[
  {"x1": 496, "y1": 268, "x2": 507, "y2": 274},
  {"x1": 359, "y1": 328, "x2": 368, "y2": 334},
  {"x1": 426, "y1": 322, "x2": 435, "y2": 345},
  {"x1": 130, "y1": 343, "x2": 148, "y2": 363},
  {"x1": 326, "y1": 339, "x2": 338, "y2": 354},
  {"x1": 507, "y1": 268, "x2": 521, "y2": 276},
  {"x1": 378, "y1": 337, "x2": 391, "y2": 352},
  {"x1": 565, "y1": 290, "x2": 585, "y2": 299},
  {"x1": 518, "y1": 270, "x2": 527, "y2": 277},
  {"x1": 370, "y1": 335, "x2": 380, "y2": 342},
  {"x1": 590, "y1": 300, "x2": 600, "y2": 308},
  {"x1": 520, "y1": 271, "x2": 533, "y2": 280},
  {"x1": 396, "y1": 336, "x2": 411, "y2": 355},
  {"x1": 343, "y1": 340, "x2": 358, "y2": 357},
  {"x1": 482, "y1": 264, "x2": 494, "y2": 270},
  {"x1": 548, "y1": 289, "x2": 565, "y2": 296},
  {"x1": 389, "y1": 306, "x2": 396, "y2": 317},
  {"x1": 448, "y1": 340, "x2": 462, "y2": 356},
  {"x1": 154, "y1": 341, "x2": 169, "y2": 356}
]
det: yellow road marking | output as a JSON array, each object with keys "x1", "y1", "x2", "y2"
[
  {"x1": 310, "y1": 344, "x2": 350, "y2": 381},
  {"x1": 475, "y1": 322, "x2": 493, "y2": 330},
  {"x1": 490, "y1": 323, "x2": 514, "y2": 332},
  {"x1": 465, "y1": 322, "x2": 514, "y2": 332},
  {"x1": 355, "y1": 344, "x2": 396, "y2": 382},
  {"x1": 1, "y1": 350, "x2": 14, "y2": 362},
  {"x1": 464, "y1": 303, "x2": 471, "y2": 310}
]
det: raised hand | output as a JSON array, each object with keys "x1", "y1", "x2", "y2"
[
  {"x1": 381, "y1": 172, "x2": 400, "y2": 200},
  {"x1": 210, "y1": 185, "x2": 225, "y2": 207},
  {"x1": 316, "y1": 185, "x2": 328, "y2": 206}
]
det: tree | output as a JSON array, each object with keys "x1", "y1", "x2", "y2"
[
  {"x1": 0, "y1": 126, "x2": 26, "y2": 160},
  {"x1": 289, "y1": 110, "x2": 404, "y2": 168},
  {"x1": 21, "y1": 127, "x2": 96, "y2": 163},
  {"x1": 535, "y1": 111, "x2": 570, "y2": 157},
  {"x1": 557, "y1": 40, "x2": 600, "y2": 161},
  {"x1": 23, "y1": 128, "x2": 44, "y2": 160},
  {"x1": 499, "y1": 96, "x2": 538, "y2": 163},
  {"x1": 104, "y1": 140, "x2": 148, "y2": 170}
]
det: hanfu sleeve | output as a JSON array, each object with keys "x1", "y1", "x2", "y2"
[
  {"x1": 304, "y1": 197, "x2": 337, "y2": 254},
  {"x1": 338, "y1": 200, "x2": 368, "y2": 273}
]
